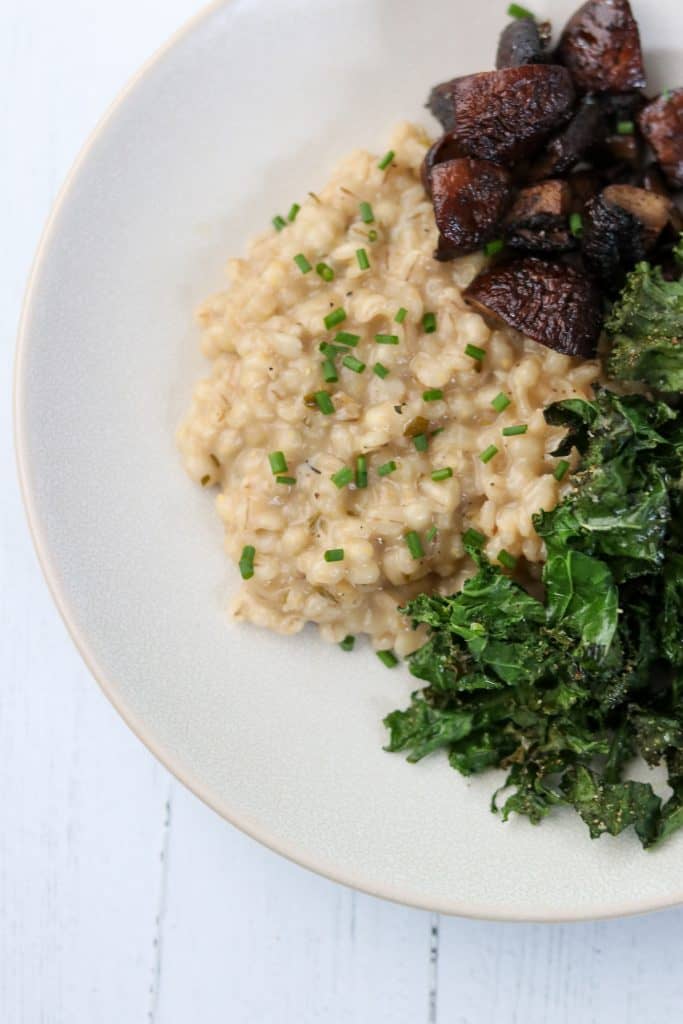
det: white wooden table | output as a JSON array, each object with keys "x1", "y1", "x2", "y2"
[{"x1": 3, "y1": 3, "x2": 683, "y2": 1021}]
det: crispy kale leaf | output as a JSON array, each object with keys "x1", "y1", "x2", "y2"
[{"x1": 384, "y1": 389, "x2": 683, "y2": 848}]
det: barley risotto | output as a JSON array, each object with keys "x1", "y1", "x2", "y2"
[{"x1": 178, "y1": 122, "x2": 600, "y2": 655}]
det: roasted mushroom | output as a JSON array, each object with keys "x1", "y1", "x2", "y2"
[
  {"x1": 503, "y1": 180, "x2": 573, "y2": 252},
  {"x1": 582, "y1": 184, "x2": 671, "y2": 287},
  {"x1": 638, "y1": 90, "x2": 683, "y2": 189},
  {"x1": 464, "y1": 258, "x2": 603, "y2": 356},
  {"x1": 421, "y1": 133, "x2": 466, "y2": 195},
  {"x1": 557, "y1": 0, "x2": 646, "y2": 94},
  {"x1": 431, "y1": 158, "x2": 512, "y2": 258},
  {"x1": 426, "y1": 65, "x2": 575, "y2": 164},
  {"x1": 642, "y1": 165, "x2": 683, "y2": 234},
  {"x1": 529, "y1": 97, "x2": 605, "y2": 180},
  {"x1": 496, "y1": 17, "x2": 547, "y2": 69}
]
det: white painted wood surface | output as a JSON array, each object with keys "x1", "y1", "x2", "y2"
[{"x1": 3, "y1": 2, "x2": 683, "y2": 1021}]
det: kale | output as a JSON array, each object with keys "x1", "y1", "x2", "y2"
[{"x1": 384, "y1": 389, "x2": 683, "y2": 848}]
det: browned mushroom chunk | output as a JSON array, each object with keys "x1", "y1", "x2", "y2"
[
  {"x1": 426, "y1": 65, "x2": 575, "y2": 164},
  {"x1": 557, "y1": 0, "x2": 646, "y2": 94},
  {"x1": 503, "y1": 180, "x2": 573, "y2": 252},
  {"x1": 568, "y1": 168, "x2": 604, "y2": 211},
  {"x1": 431, "y1": 158, "x2": 512, "y2": 259},
  {"x1": 582, "y1": 184, "x2": 671, "y2": 287},
  {"x1": 464, "y1": 257, "x2": 602, "y2": 356},
  {"x1": 600, "y1": 132, "x2": 641, "y2": 166},
  {"x1": 638, "y1": 90, "x2": 683, "y2": 189},
  {"x1": 642, "y1": 165, "x2": 683, "y2": 234},
  {"x1": 529, "y1": 97, "x2": 605, "y2": 180},
  {"x1": 421, "y1": 133, "x2": 466, "y2": 195},
  {"x1": 496, "y1": 18, "x2": 547, "y2": 69}
]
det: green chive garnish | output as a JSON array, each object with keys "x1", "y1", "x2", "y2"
[
  {"x1": 356, "y1": 455, "x2": 368, "y2": 489},
  {"x1": 431, "y1": 467, "x2": 453, "y2": 481},
  {"x1": 375, "y1": 333, "x2": 399, "y2": 345},
  {"x1": 480, "y1": 444, "x2": 499, "y2": 464},
  {"x1": 554, "y1": 459, "x2": 570, "y2": 481},
  {"x1": 491, "y1": 392, "x2": 511, "y2": 413},
  {"x1": 319, "y1": 341, "x2": 340, "y2": 359},
  {"x1": 322, "y1": 359, "x2": 338, "y2": 383},
  {"x1": 394, "y1": 307, "x2": 408, "y2": 324},
  {"x1": 422, "y1": 312, "x2": 437, "y2": 333},
  {"x1": 272, "y1": 215, "x2": 286, "y2": 232},
  {"x1": 239, "y1": 545, "x2": 255, "y2": 579},
  {"x1": 314, "y1": 391, "x2": 335, "y2": 415},
  {"x1": 502, "y1": 424, "x2": 528, "y2": 436},
  {"x1": 324, "y1": 548, "x2": 345, "y2": 562},
  {"x1": 413, "y1": 433, "x2": 429, "y2": 452},
  {"x1": 426, "y1": 525, "x2": 438, "y2": 543},
  {"x1": 463, "y1": 528, "x2": 485, "y2": 548},
  {"x1": 340, "y1": 635, "x2": 355, "y2": 651},
  {"x1": 484, "y1": 238, "x2": 504, "y2": 257},
  {"x1": 498, "y1": 549, "x2": 517, "y2": 570},
  {"x1": 287, "y1": 203, "x2": 300, "y2": 222},
  {"x1": 423, "y1": 388, "x2": 443, "y2": 402},
  {"x1": 378, "y1": 150, "x2": 395, "y2": 170},
  {"x1": 316, "y1": 262, "x2": 335, "y2": 282},
  {"x1": 465, "y1": 344, "x2": 486, "y2": 362},
  {"x1": 356, "y1": 248, "x2": 370, "y2": 271},
  {"x1": 569, "y1": 212, "x2": 584, "y2": 238},
  {"x1": 405, "y1": 531, "x2": 425, "y2": 560},
  {"x1": 343, "y1": 355, "x2": 365, "y2": 373},
  {"x1": 331, "y1": 466, "x2": 354, "y2": 489},
  {"x1": 335, "y1": 331, "x2": 360, "y2": 347},
  {"x1": 276, "y1": 475, "x2": 296, "y2": 486},
  {"x1": 359, "y1": 201, "x2": 374, "y2": 224},
  {"x1": 368, "y1": 229, "x2": 378, "y2": 242},
  {"x1": 662, "y1": 89, "x2": 673, "y2": 101},
  {"x1": 617, "y1": 120, "x2": 635, "y2": 135},
  {"x1": 373, "y1": 362, "x2": 390, "y2": 378},
  {"x1": 378, "y1": 460, "x2": 397, "y2": 477},
  {"x1": 324, "y1": 308, "x2": 346, "y2": 330},
  {"x1": 268, "y1": 451, "x2": 288, "y2": 475},
  {"x1": 377, "y1": 650, "x2": 399, "y2": 668},
  {"x1": 507, "y1": 2, "x2": 535, "y2": 18}
]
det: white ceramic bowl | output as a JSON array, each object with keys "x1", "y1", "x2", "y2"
[{"x1": 15, "y1": 0, "x2": 683, "y2": 920}]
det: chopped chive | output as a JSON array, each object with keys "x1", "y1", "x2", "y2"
[
  {"x1": 423, "y1": 388, "x2": 443, "y2": 402},
  {"x1": 479, "y1": 444, "x2": 499, "y2": 464},
  {"x1": 276, "y1": 475, "x2": 296, "y2": 486},
  {"x1": 324, "y1": 307, "x2": 346, "y2": 330},
  {"x1": 431, "y1": 467, "x2": 453, "y2": 482},
  {"x1": 368, "y1": 229, "x2": 378, "y2": 242},
  {"x1": 359, "y1": 201, "x2": 374, "y2": 224},
  {"x1": 502, "y1": 424, "x2": 528, "y2": 436},
  {"x1": 554, "y1": 459, "x2": 570, "y2": 481},
  {"x1": 491, "y1": 392, "x2": 511, "y2": 413},
  {"x1": 498, "y1": 549, "x2": 517, "y2": 570},
  {"x1": 356, "y1": 455, "x2": 368, "y2": 489},
  {"x1": 413, "y1": 433, "x2": 429, "y2": 452},
  {"x1": 662, "y1": 89, "x2": 673, "y2": 101},
  {"x1": 356, "y1": 248, "x2": 370, "y2": 270},
  {"x1": 343, "y1": 354, "x2": 366, "y2": 373},
  {"x1": 287, "y1": 203, "x2": 300, "y2": 222},
  {"x1": 373, "y1": 362, "x2": 390, "y2": 379},
  {"x1": 272, "y1": 215, "x2": 286, "y2": 232},
  {"x1": 507, "y1": 2, "x2": 535, "y2": 18},
  {"x1": 314, "y1": 390, "x2": 335, "y2": 415},
  {"x1": 426, "y1": 525, "x2": 438, "y2": 543},
  {"x1": 375, "y1": 333, "x2": 399, "y2": 345},
  {"x1": 463, "y1": 527, "x2": 485, "y2": 548},
  {"x1": 316, "y1": 262, "x2": 335, "y2": 282},
  {"x1": 378, "y1": 460, "x2": 397, "y2": 477},
  {"x1": 569, "y1": 211, "x2": 584, "y2": 238},
  {"x1": 431, "y1": 427, "x2": 445, "y2": 437},
  {"x1": 294, "y1": 253, "x2": 312, "y2": 273},
  {"x1": 331, "y1": 466, "x2": 354, "y2": 489},
  {"x1": 378, "y1": 149, "x2": 395, "y2": 170},
  {"x1": 268, "y1": 451, "x2": 288, "y2": 475},
  {"x1": 238, "y1": 545, "x2": 255, "y2": 579},
  {"x1": 465, "y1": 343, "x2": 486, "y2": 362},
  {"x1": 322, "y1": 359, "x2": 338, "y2": 383},
  {"x1": 377, "y1": 650, "x2": 399, "y2": 668},
  {"x1": 394, "y1": 307, "x2": 408, "y2": 324},
  {"x1": 484, "y1": 238, "x2": 505, "y2": 257},
  {"x1": 324, "y1": 548, "x2": 345, "y2": 562},
  {"x1": 339, "y1": 635, "x2": 355, "y2": 652},
  {"x1": 422, "y1": 312, "x2": 437, "y2": 333},
  {"x1": 617, "y1": 120, "x2": 635, "y2": 135},
  {"x1": 319, "y1": 341, "x2": 341, "y2": 359},
  {"x1": 335, "y1": 331, "x2": 360, "y2": 347},
  {"x1": 405, "y1": 530, "x2": 425, "y2": 560}
]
